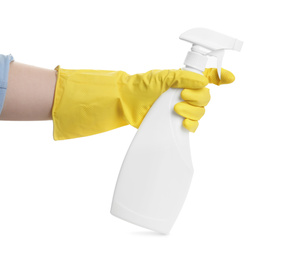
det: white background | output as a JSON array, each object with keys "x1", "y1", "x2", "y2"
[{"x1": 1, "y1": 0, "x2": 296, "y2": 259}]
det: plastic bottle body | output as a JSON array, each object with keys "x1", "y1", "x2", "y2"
[
  {"x1": 111, "y1": 69, "x2": 202, "y2": 234},
  {"x1": 110, "y1": 27, "x2": 242, "y2": 234}
]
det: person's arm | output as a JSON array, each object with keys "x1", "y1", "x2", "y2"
[
  {"x1": 0, "y1": 60, "x2": 234, "y2": 141},
  {"x1": 0, "y1": 61, "x2": 57, "y2": 121}
]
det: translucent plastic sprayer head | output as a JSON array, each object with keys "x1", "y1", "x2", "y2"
[{"x1": 179, "y1": 28, "x2": 243, "y2": 79}]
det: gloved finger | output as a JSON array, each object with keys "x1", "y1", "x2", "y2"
[
  {"x1": 181, "y1": 87, "x2": 210, "y2": 107},
  {"x1": 203, "y1": 68, "x2": 235, "y2": 86},
  {"x1": 183, "y1": 118, "x2": 198, "y2": 133},
  {"x1": 164, "y1": 69, "x2": 208, "y2": 90},
  {"x1": 174, "y1": 101, "x2": 205, "y2": 121}
]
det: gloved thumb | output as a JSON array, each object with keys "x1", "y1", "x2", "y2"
[{"x1": 164, "y1": 69, "x2": 209, "y2": 90}]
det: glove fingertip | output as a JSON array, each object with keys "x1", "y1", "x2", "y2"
[
  {"x1": 221, "y1": 68, "x2": 235, "y2": 84},
  {"x1": 183, "y1": 118, "x2": 198, "y2": 133}
]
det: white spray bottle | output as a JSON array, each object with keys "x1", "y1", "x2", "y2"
[{"x1": 111, "y1": 28, "x2": 243, "y2": 234}]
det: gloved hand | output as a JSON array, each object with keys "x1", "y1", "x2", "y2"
[
  {"x1": 52, "y1": 66, "x2": 234, "y2": 140},
  {"x1": 174, "y1": 68, "x2": 234, "y2": 132}
]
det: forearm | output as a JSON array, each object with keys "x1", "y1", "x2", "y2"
[{"x1": 0, "y1": 61, "x2": 57, "y2": 121}]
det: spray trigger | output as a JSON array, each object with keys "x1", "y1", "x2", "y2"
[
  {"x1": 180, "y1": 28, "x2": 243, "y2": 80},
  {"x1": 208, "y1": 50, "x2": 225, "y2": 79}
]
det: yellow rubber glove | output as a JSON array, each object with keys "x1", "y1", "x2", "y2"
[
  {"x1": 52, "y1": 66, "x2": 234, "y2": 140},
  {"x1": 175, "y1": 68, "x2": 235, "y2": 132}
]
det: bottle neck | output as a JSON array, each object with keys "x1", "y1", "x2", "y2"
[{"x1": 183, "y1": 50, "x2": 207, "y2": 75}]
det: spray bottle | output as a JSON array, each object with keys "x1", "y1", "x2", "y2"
[{"x1": 111, "y1": 28, "x2": 243, "y2": 234}]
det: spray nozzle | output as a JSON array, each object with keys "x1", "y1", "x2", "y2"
[{"x1": 179, "y1": 28, "x2": 243, "y2": 79}]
